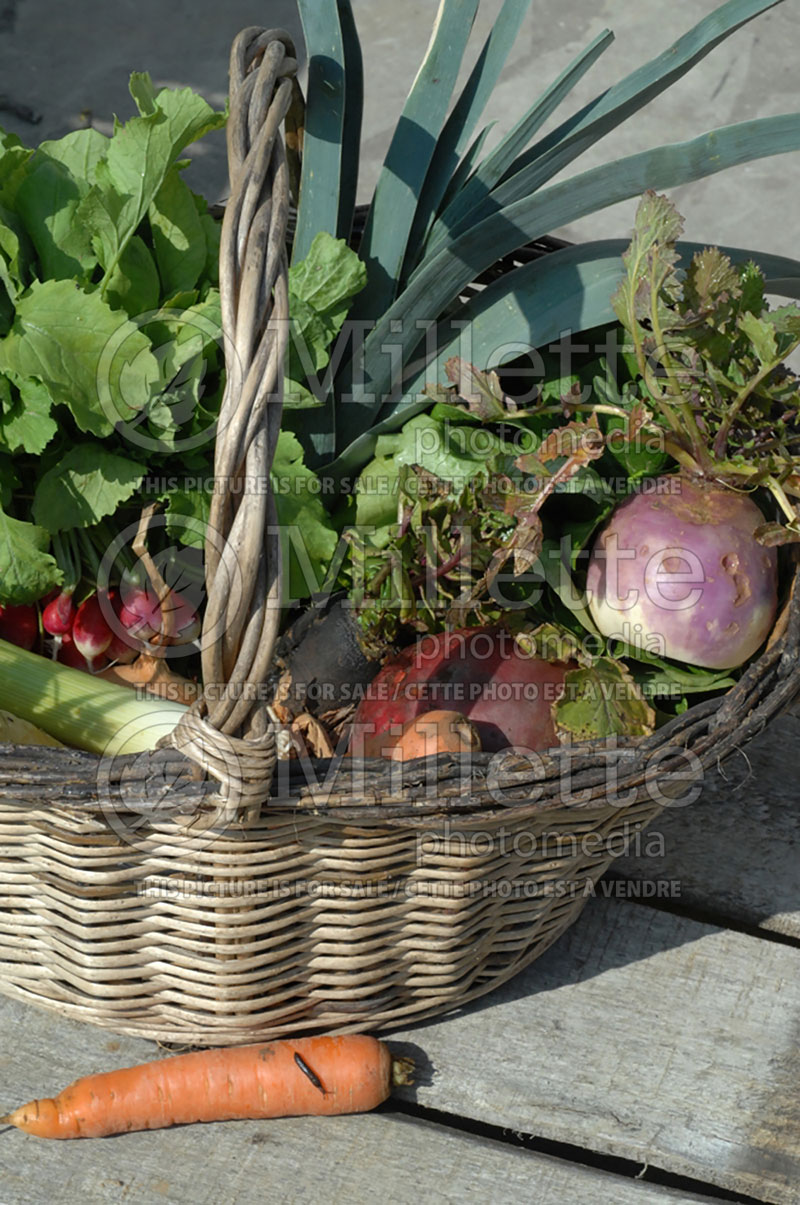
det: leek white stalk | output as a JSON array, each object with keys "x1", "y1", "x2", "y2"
[{"x1": 0, "y1": 639, "x2": 187, "y2": 756}]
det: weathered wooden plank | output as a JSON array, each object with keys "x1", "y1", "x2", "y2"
[
  {"x1": 387, "y1": 897, "x2": 800, "y2": 1205},
  {"x1": 615, "y1": 709, "x2": 800, "y2": 937},
  {"x1": 0, "y1": 998, "x2": 714, "y2": 1205}
]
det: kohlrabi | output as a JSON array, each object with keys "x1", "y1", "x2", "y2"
[
  {"x1": 585, "y1": 193, "x2": 800, "y2": 671},
  {"x1": 586, "y1": 476, "x2": 777, "y2": 669}
]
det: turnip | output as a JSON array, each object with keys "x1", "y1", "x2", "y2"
[
  {"x1": 589, "y1": 192, "x2": 800, "y2": 673},
  {"x1": 351, "y1": 625, "x2": 573, "y2": 755},
  {"x1": 585, "y1": 475, "x2": 778, "y2": 670}
]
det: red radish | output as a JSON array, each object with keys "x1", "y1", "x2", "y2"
[
  {"x1": 42, "y1": 591, "x2": 76, "y2": 637},
  {"x1": 0, "y1": 604, "x2": 38, "y2": 651},
  {"x1": 352, "y1": 626, "x2": 573, "y2": 754},
  {"x1": 105, "y1": 629, "x2": 140, "y2": 664},
  {"x1": 72, "y1": 593, "x2": 113, "y2": 668},
  {"x1": 56, "y1": 630, "x2": 110, "y2": 673},
  {"x1": 55, "y1": 631, "x2": 82, "y2": 668},
  {"x1": 55, "y1": 632, "x2": 85, "y2": 670},
  {"x1": 102, "y1": 589, "x2": 141, "y2": 664},
  {"x1": 119, "y1": 583, "x2": 200, "y2": 645}
]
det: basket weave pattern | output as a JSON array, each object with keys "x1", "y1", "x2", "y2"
[{"x1": 1, "y1": 31, "x2": 799, "y2": 1044}]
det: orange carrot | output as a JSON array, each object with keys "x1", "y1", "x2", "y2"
[
  {"x1": 389, "y1": 709, "x2": 481, "y2": 761},
  {"x1": 2, "y1": 1035, "x2": 414, "y2": 1139}
]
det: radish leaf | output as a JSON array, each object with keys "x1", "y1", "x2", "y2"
[
  {"x1": 0, "y1": 506, "x2": 61, "y2": 605},
  {"x1": 32, "y1": 443, "x2": 146, "y2": 533},
  {"x1": 0, "y1": 377, "x2": 57, "y2": 455},
  {"x1": 103, "y1": 234, "x2": 161, "y2": 317},
  {"x1": 15, "y1": 157, "x2": 97, "y2": 281},
  {"x1": 0, "y1": 278, "x2": 160, "y2": 436},
  {"x1": 148, "y1": 166, "x2": 208, "y2": 296},
  {"x1": 163, "y1": 486, "x2": 211, "y2": 550}
]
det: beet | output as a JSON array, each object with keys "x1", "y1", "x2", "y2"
[{"x1": 351, "y1": 626, "x2": 571, "y2": 755}]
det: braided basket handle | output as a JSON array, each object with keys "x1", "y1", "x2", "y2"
[{"x1": 164, "y1": 29, "x2": 299, "y2": 821}]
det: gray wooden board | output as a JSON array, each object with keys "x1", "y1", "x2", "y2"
[
  {"x1": 614, "y1": 709, "x2": 800, "y2": 937},
  {"x1": 383, "y1": 896, "x2": 800, "y2": 1205},
  {"x1": 0, "y1": 999, "x2": 715, "y2": 1205}
]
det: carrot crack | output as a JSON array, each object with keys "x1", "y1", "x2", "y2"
[{"x1": 293, "y1": 1052, "x2": 326, "y2": 1096}]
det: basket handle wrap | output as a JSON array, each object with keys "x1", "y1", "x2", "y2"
[{"x1": 165, "y1": 30, "x2": 298, "y2": 821}]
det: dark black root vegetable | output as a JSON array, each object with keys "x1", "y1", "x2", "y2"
[{"x1": 274, "y1": 595, "x2": 382, "y2": 717}]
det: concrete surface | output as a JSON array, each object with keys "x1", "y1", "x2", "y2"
[{"x1": 1, "y1": 0, "x2": 799, "y2": 258}]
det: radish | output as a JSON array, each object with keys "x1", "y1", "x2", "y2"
[
  {"x1": 55, "y1": 630, "x2": 108, "y2": 673},
  {"x1": 72, "y1": 592, "x2": 114, "y2": 669},
  {"x1": 41, "y1": 591, "x2": 76, "y2": 637},
  {"x1": 585, "y1": 475, "x2": 778, "y2": 670},
  {"x1": 102, "y1": 589, "x2": 141, "y2": 664},
  {"x1": 105, "y1": 628, "x2": 141, "y2": 664},
  {"x1": 351, "y1": 625, "x2": 573, "y2": 755},
  {"x1": 0, "y1": 604, "x2": 39, "y2": 651},
  {"x1": 118, "y1": 582, "x2": 200, "y2": 645}
]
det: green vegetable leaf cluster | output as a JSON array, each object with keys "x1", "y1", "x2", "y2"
[
  {"x1": 0, "y1": 76, "x2": 231, "y2": 604},
  {"x1": 285, "y1": 232, "x2": 366, "y2": 408},
  {"x1": 0, "y1": 78, "x2": 345, "y2": 612},
  {"x1": 612, "y1": 191, "x2": 800, "y2": 534}
]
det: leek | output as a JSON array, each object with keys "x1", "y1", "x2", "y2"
[{"x1": 0, "y1": 639, "x2": 187, "y2": 756}]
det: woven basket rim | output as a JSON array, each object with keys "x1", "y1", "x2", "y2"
[{"x1": 2, "y1": 562, "x2": 797, "y2": 829}]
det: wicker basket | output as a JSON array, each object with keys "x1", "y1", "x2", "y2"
[{"x1": 1, "y1": 29, "x2": 799, "y2": 1046}]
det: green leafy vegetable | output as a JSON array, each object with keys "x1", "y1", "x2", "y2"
[
  {"x1": 85, "y1": 77, "x2": 226, "y2": 290},
  {"x1": 163, "y1": 486, "x2": 211, "y2": 549},
  {"x1": 555, "y1": 658, "x2": 656, "y2": 741},
  {"x1": 284, "y1": 232, "x2": 367, "y2": 454},
  {"x1": 0, "y1": 506, "x2": 61, "y2": 604},
  {"x1": 149, "y1": 166, "x2": 209, "y2": 296},
  {"x1": 15, "y1": 155, "x2": 97, "y2": 280},
  {"x1": 0, "y1": 376, "x2": 57, "y2": 455},
  {"x1": 272, "y1": 430, "x2": 339, "y2": 601},
  {"x1": 611, "y1": 191, "x2": 800, "y2": 531},
  {"x1": 0, "y1": 78, "x2": 228, "y2": 609},
  {"x1": 32, "y1": 444, "x2": 147, "y2": 533},
  {"x1": 0, "y1": 278, "x2": 160, "y2": 436}
]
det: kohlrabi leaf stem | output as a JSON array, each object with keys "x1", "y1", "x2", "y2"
[
  {"x1": 647, "y1": 266, "x2": 712, "y2": 473},
  {"x1": 713, "y1": 334, "x2": 800, "y2": 460}
]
